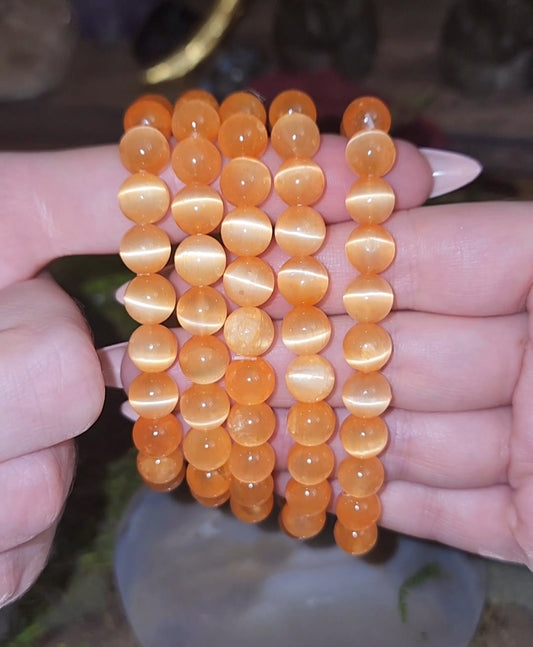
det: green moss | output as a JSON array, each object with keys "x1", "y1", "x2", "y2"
[{"x1": 398, "y1": 561, "x2": 445, "y2": 623}]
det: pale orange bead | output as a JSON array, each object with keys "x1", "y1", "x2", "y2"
[
  {"x1": 137, "y1": 93, "x2": 173, "y2": 114},
  {"x1": 120, "y1": 224, "x2": 171, "y2": 274},
  {"x1": 285, "y1": 354, "x2": 335, "y2": 403},
  {"x1": 345, "y1": 224, "x2": 395, "y2": 273},
  {"x1": 340, "y1": 415, "x2": 389, "y2": 458},
  {"x1": 220, "y1": 157, "x2": 272, "y2": 206},
  {"x1": 274, "y1": 158, "x2": 325, "y2": 206},
  {"x1": 338, "y1": 456, "x2": 385, "y2": 497},
  {"x1": 268, "y1": 89, "x2": 317, "y2": 127},
  {"x1": 180, "y1": 384, "x2": 230, "y2": 430},
  {"x1": 128, "y1": 324, "x2": 178, "y2": 372},
  {"x1": 342, "y1": 96, "x2": 391, "y2": 137},
  {"x1": 225, "y1": 358, "x2": 276, "y2": 405},
  {"x1": 284, "y1": 478, "x2": 332, "y2": 515},
  {"x1": 334, "y1": 520, "x2": 378, "y2": 555},
  {"x1": 223, "y1": 256, "x2": 275, "y2": 307},
  {"x1": 277, "y1": 256, "x2": 329, "y2": 306},
  {"x1": 174, "y1": 234, "x2": 226, "y2": 286},
  {"x1": 343, "y1": 274, "x2": 394, "y2": 323},
  {"x1": 342, "y1": 371, "x2": 392, "y2": 418},
  {"x1": 178, "y1": 335, "x2": 229, "y2": 384},
  {"x1": 220, "y1": 207, "x2": 272, "y2": 256},
  {"x1": 118, "y1": 172, "x2": 170, "y2": 225},
  {"x1": 343, "y1": 323, "x2": 392, "y2": 373},
  {"x1": 182, "y1": 426, "x2": 232, "y2": 471},
  {"x1": 230, "y1": 495, "x2": 274, "y2": 523},
  {"x1": 171, "y1": 98, "x2": 220, "y2": 141},
  {"x1": 223, "y1": 306, "x2": 274, "y2": 356},
  {"x1": 287, "y1": 442, "x2": 335, "y2": 485},
  {"x1": 137, "y1": 448, "x2": 184, "y2": 485},
  {"x1": 345, "y1": 177, "x2": 395, "y2": 225},
  {"x1": 336, "y1": 493, "x2": 381, "y2": 530},
  {"x1": 171, "y1": 137, "x2": 221, "y2": 185},
  {"x1": 226, "y1": 402, "x2": 276, "y2": 446},
  {"x1": 230, "y1": 474, "x2": 274, "y2": 506},
  {"x1": 287, "y1": 401, "x2": 336, "y2": 445},
  {"x1": 281, "y1": 305, "x2": 331, "y2": 354},
  {"x1": 270, "y1": 113, "x2": 320, "y2": 159},
  {"x1": 175, "y1": 89, "x2": 218, "y2": 111},
  {"x1": 345, "y1": 130, "x2": 396, "y2": 177},
  {"x1": 124, "y1": 98, "x2": 172, "y2": 139},
  {"x1": 124, "y1": 274, "x2": 176, "y2": 324},
  {"x1": 280, "y1": 505, "x2": 326, "y2": 539},
  {"x1": 132, "y1": 414, "x2": 182, "y2": 456},
  {"x1": 194, "y1": 490, "x2": 230, "y2": 508},
  {"x1": 219, "y1": 91, "x2": 267, "y2": 124},
  {"x1": 186, "y1": 463, "x2": 231, "y2": 499},
  {"x1": 218, "y1": 113, "x2": 268, "y2": 158},
  {"x1": 119, "y1": 126, "x2": 170, "y2": 174},
  {"x1": 129, "y1": 372, "x2": 179, "y2": 418},
  {"x1": 171, "y1": 185, "x2": 224, "y2": 234},
  {"x1": 275, "y1": 206, "x2": 326, "y2": 255},
  {"x1": 228, "y1": 442, "x2": 276, "y2": 483},
  {"x1": 176, "y1": 286, "x2": 227, "y2": 335}
]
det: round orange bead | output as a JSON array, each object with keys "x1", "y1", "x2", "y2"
[
  {"x1": 230, "y1": 495, "x2": 274, "y2": 523},
  {"x1": 343, "y1": 274, "x2": 394, "y2": 323},
  {"x1": 119, "y1": 126, "x2": 170, "y2": 174},
  {"x1": 129, "y1": 372, "x2": 179, "y2": 419},
  {"x1": 287, "y1": 401, "x2": 336, "y2": 445},
  {"x1": 193, "y1": 490, "x2": 230, "y2": 508},
  {"x1": 171, "y1": 137, "x2": 221, "y2": 185},
  {"x1": 345, "y1": 177, "x2": 395, "y2": 225},
  {"x1": 345, "y1": 224, "x2": 396, "y2": 273},
  {"x1": 281, "y1": 305, "x2": 331, "y2": 354},
  {"x1": 275, "y1": 206, "x2": 326, "y2": 255},
  {"x1": 220, "y1": 207, "x2": 272, "y2": 256},
  {"x1": 220, "y1": 157, "x2": 272, "y2": 206},
  {"x1": 223, "y1": 306, "x2": 275, "y2": 356},
  {"x1": 287, "y1": 443, "x2": 334, "y2": 485},
  {"x1": 124, "y1": 97, "x2": 172, "y2": 139},
  {"x1": 268, "y1": 89, "x2": 317, "y2": 126},
  {"x1": 228, "y1": 442, "x2": 276, "y2": 483},
  {"x1": 337, "y1": 456, "x2": 385, "y2": 497},
  {"x1": 174, "y1": 234, "x2": 226, "y2": 286},
  {"x1": 186, "y1": 463, "x2": 231, "y2": 499},
  {"x1": 171, "y1": 185, "x2": 224, "y2": 235},
  {"x1": 336, "y1": 493, "x2": 381, "y2": 530},
  {"x1": 225, "y1": 358, "x2": 276, "y2": 405},
  {"x1": 176, "y1": 286, "x2": 227, "y2": 335},
  {"x1": 277, "y1": 256, "x2": 329, "y2": 306},
  {"x1": 132, "y1": 414, "x2": 182, "y2": 456},
  {"x1": 179, "y1": 384, "x2": 230, "y2": 431},
  {"x1": 342, "y1": 96, "x2": 391, "y2": 137},
  {"x1": 137, "y1": 448, "x2": 184, "y2": 485},
  {"x1": 137, "y1": 93, "x2": 173, "y2": 114},
  {"x1": 340, "y1": 415, "x2": 389, "y2": 458},
  {"x1": 343, "y1": 323, "x2": 392, "y2": 373},
  {"x1": 219, "y1": 91, "x2": 266, "y2": 124},
  {"x1": 223, "y1": 256, "x2": 275, "y2": 307},
  {"x1": 128, "y1": 324, "x2": 178, "y2": 373},
  {"x1": 274, "y1": 158, "x2": 325, "y2": 206},
  {"x1": 333, "y1": 520, "x2": 378, "y2": 555},
  {"x1": 345, "y1": 130, "x2": 396, "y2": 177},
  {"x1": 178, "y1": 335, "x2": 229, "y2": 384},
  {"x1": 285, "y1": 354, "x2": 335, "y2": 403},
  {"x1": 342, "y1": 371, "x2": 392, "y2": 418},
  {"x1": 118, "y1": 172, "x2": 170, "y2": 225},
  {"x1": 226, "y1": 402, "x2": 276, "y2": 446},
  {"x1": 218, "y1": 113, "x2": 268, "y2": 158},
  {"x1": 175, "y1": 89, "x2": 218, "y2": 111},
  {"x1": 284, "y1": 478, "x2": 332, "y2": 515},
  {"x1": 124, "y1": 274, "x2": 176, "y2": 324},
  {"x1": 280, "y1": 506, "x2": 326, "y2": 539},
  {"x1": 182, "y1": 426, "x2": 232, "y2": 471},
  {"x1": 120, "y1": 224, "x2": 171, "y2": 274},
  {"x1": 270, "y1": 113, "x2": 320, "y2": 159},
  {"x1": 230, "y1": 474, "x2": 274, "y2": 506},
  {"x1": 171, "y1": 98, "x2": 220, "y2": 141}
]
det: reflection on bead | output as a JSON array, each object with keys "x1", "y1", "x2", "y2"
[
  {"x1": 343, "y1": 274, "x2": 393, "y2": 323},
  {"x1": 137, "y1": 448, "x2": 184, "y2": 485},
  {"x1": 345, "y1": 177, "x2": 395, "y2": 225},
  {"x1": 220, "y1": 158, "x2": 272, "y2": 206},
  {"x1": 180, "y1": 384, "x2": 230, "y2": 430},
  {"x1": 132, "y1": 414, "x2": 182, "y2": 456},
  {"x1": 182, "y1": 426, "x2": 232, "y2": 471},
  {"x1": 342, "y1": 371, "x2": 392, "y2": 418},
  {"x1": 186, "y1": 463, "x2": 230, "y2": 499},
  {"x1": 277, "y1": 256, "x2": 329, "y2": 305},
  {"x1": 171, "y1": 185, "x2": 224, "y2": 235},
  {"x1": 230, "y1": 474, "x2": 274, "y2": 506},
  {"x1": 174, "y1": 234, "x2": 226, "y2": 286},
  {"x1": 274, "y1": 158, "x2": 325, "y2": 206},
  {"x1": 224, "y1": 306, "x2": 274, "y2": 356},
  {"x1": 287, "y1": 401, "x2": 336, "y2": 445},
  {"x1": 226, "y1": 402, "x2": 276, "y2": 446},
  {"x1": 176, "y1": 286, "x2": 227, "y2": 335},
  {"x1": 337, "y1": 456, "x2": 384, "y2": 497},
  {"x1": 340, "y1": 415, "x2": 389, "y2": 458},
  {"x1": 128, "y1": 324, "x2": 178, "y2": 372},
  {"x1": 178, "y1": 335, "x2": 229, "y2": 384},
  {"x1": 119, "y1": 126, "x2": 170, "y2": 174},
  {"x1": 223, "y1": 257, "x2": 275, "y2": 307},
  {"x1": 333, "y1": 520, "x2": 378, "y2": 555},
  {"x1": 219, "y1": 91, "x2": 267, "y2": 124},
  {"x1": 175, "y1": 89, "x2": 218, "y2": 111},
  {"x1": 287, "y1": 443, "x2": 334, "y2": 485},
  {"x1": 281, "y1": 305, "x2": 331, "y2": 354},
  {"x1": 124, "y1": 98, "x2": 172, "y2": 138},
  {"x1": 285, "y1": 354, "x2": 335, "y2": 403},
  {"x1": 124, "y1": 274, "x2": 176, "y2": 324},
  {"x1": 171, "y1": 98, "x2": 220, "y2": 141},
  {"x1": 284, "y1": 478, "x2": 332, "y2": 514},
  {"x1": 280, "y1": 506, "x2": 326, "y2": 539},
  {"x1": 129, "y1": 372, "x2": 179, "y2": 419},
  {"x1": 268, "y1": 89, "x2": 317, "y2": 126},
  {"x1": 336, "y1": 493, "x2": 381, "y2": 529},
  {"x1": 171, "y1": 137, "x2": 221, "y2": 185},
  {"x1": 345, "y1": 224, "x2": 396, "y2": 273},
  {"x1": 218, "y1": 113, "x2": 268, "y2": 158},
  {"x1": 271, "y1": 113, "x2": 320, "y2": 159},
  {"x1": 343, "y1": 323, "x2": 392, "y2": 373},
  {"x1": 118, "y1": 173, "x2": 170, "y2": 224},
  {"x1": 220, "y1": 207, "x2": 272, "y2": 256},
  {"x1": 225, "y1": 358, "x2": 276, "y2": 405},
  {"x1": 275, "y1": 206, "x2": 326, "y2": 255},
  {"x1": 345, "y1": 130, "x2": 396, "y2": 177},
  {"x1": 228, "y1": 442, "x2": 276, "y2": 483},
  {"x1": 231, "y1": 495, "x2": 274, "y2": 523},
  {"x1": 342, "y1": 96, "x2": 391, "y2": 137},
  {"x1": 120, "y1": 224, "x2": 171, "y2": 274}
]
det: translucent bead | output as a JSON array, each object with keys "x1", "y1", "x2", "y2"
[
  {"x1": 219, "y1": 91, "x2": 267, "y2": 124},
  {"x1": 220, "y1": 207, "x2": 272, "y2": 256},
  {"x1": 228, "y1": 442, "x2": 276, "y2": 483},
  {"x1": 275, "y1": 206, "x2": 326, "y2": 255},
  {"x1": 120, "y1": 224, "x2": 171, "y2": 274},
  {"x1": 178, "y1": 335, "x2": 229, "y2": 384},
  {"x1": 343, "y1": 323, "x2": 392, "y2": 373},
  {"x1": 342, "y1": 371, "x2": 392, "y2": 418},
  {"x1": 220, "y1": 158, "x2": 272, "y2": 206},
  {"x1": 270, "y1": 113, "x2": 320, "y2": 159},
  {"x1": 124, "y1": 274, "x2": 176, "y2": 324},
  {"x1": 129, "y1": 372, "x2": 179, "y2": 418},
  {"x1": 343, "y1": 274, "x2": 394, "y2": 323},
  {"x1": 137, "y1": 93, "x2": 173, "y2": 115},
  {"x1": 277, "y1": 256, "x2": 329, "y2": 305},
  {"x1": 171, "y1": 185, "x2": 224, "y2": 235},
  {"x1": 223, "y1": 257, "x2": 275, "y2": 307},
  {"x1": 281, "y1": 305, "x2": 331, "y2": 354},
  {"x1": 128, "y1": 324, "x2": 178, "y2": 372},
  {"x1": 180, "y1": 384, "x2": 230, "y2": 430},
  {"x1": 284, "y1": 478, "x2": 332, "y2": 515},
  {"x1": 230, "y1": 495, "x2": 274, "y2": 523},
  {"x1": 280, "y1": 505, "x2": 326, "y2": 539},
  {"x1": 336, "y1": 493, "x2": 381, "y2": 530},
  {"x1": 342, "y1": 96, "x2": 391, "y2": 137},
  {"x1": 230, "y1": 474, "x2": 274, "y2": 505},
  {"x1": 345, "y1": 177, "x2": 395, "y2": 225},
  {"x1": 182, "y1": 426, "x2": 232, "y2": 471},
  {"x1": 218, "y1": 113, "x2": 268, "y2": 158},
  {"x1": 287, "y1": 401, "x2": 335, "y2": 445},
  {"x1": 132, "y1": 414, "x2": 182, "y2": 456},
  {"x1": 118, "y1": 172, "x2": 170, "y2": 225},
  {"x1": 345, "y1": 224, "x2": 395, "y2": 273},
  {"x1": 268, "y1": 89, "x2": 317, "y2": 127},
  {"x1": 287, "y1": 443, "x2": 334, "y2": 485},
  {"x1": 225, "y1": 358, "x2": 276, "y2": 405},
  {"x1": 171, "y1": 137, "x2": 222, "y2": 185},
  {"x1": 340, "y1": 415, "x2": 389, "y2": 458},
  {"x1": 143, "y1": 466, "x2": 185, "y2": 492},
  {"x1": 337, "y1": 456, "x2": 385, "y2": 497},
  {"x1": 345, "y1": 130, "x2": 396, "y2": 177},
  {"x1": 176, "y1": 286, "x2": 227, "y2": 335},
  {"x1": 194, "y1": 490, "x2": 230, "y2": 508},
  {"x1": 171, "y1": 98, "x2": 220, "y2": 141},
  {"x1": 186, "y1": 463, "x2": 231, "y2": 499},
  {"x1": 334, "y1": 520, "x2": 378, "y2": 555},
  {"x1": 137, "y1": 448, "x2": 184, "y2": 485},
  {"x1": 124, "y1": 97, "x2": 172, "y2": 139},
  {"x1": 223, "y1": 306, "x2": 274, "y2": 356},
  {"x1": 174, "y1": 234, "x2": 226, "y2": 286},
  {"x1": 226, "y1": 403, "x2": 276, "y2": 446},
  {"x1": 274, "y1": 158, "x2": 325, "y2": 206},
  {"x1": 119, "y1": 126, "x2": 170, "y2": 174},
  {"x1": 175, "y1": 89, "x2": 218, "y2": 111},
  {"x1": 285, "y1": 354, "x2": 335, "y2": 403}
]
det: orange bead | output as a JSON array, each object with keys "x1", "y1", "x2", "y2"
[
  {"x1": 230, "y1": 474, "x2": 274, "y2": 505},
  {"x1": 137, "y1": 448, "x2": 184, "y2": 485},
  {"x1": 118, "y1": 172, "x2": 170, "y2": 225},
  {"x1": 226, "y1": 402, "x2": 276, "y2": 446},
  {"x1": 342, "y1": 371, "x2": 392, "y2": 418},
  {"x1": 228, "y1": 442, "x2": 276, "y2": 483},
  {"x1": 218, "y1": 113, "x2": 268, "y2": 158},
  {"x1": 281, "y1": 305, "x2": 331, "y2": 354},
  {"x1": 119, "y1": 126, "x2": 170, "y2": 174},
  {"x1": 287, "y1": 443, "x2": 334, "y2": 485},
  {"x1": 137, "y1": 93, "x2": 173, "y2": 114},
  {"x1": 268, "y1": 89, "x2": 317, "y2": 127},
  {"x1": 220, "y1": 207, "x2": 272, "y2": 256},
  {"x1": 345, "y1": 177, "x2": 395, "y2": 225},
  {"x1": 277, "y1": 256, "x2": 329, "y2": 306},
  {"x1": 334, "y1": 520, "x2": 378, "y2": 555},
  {"x1": 337, "y1": 456, "x2": 385, "y2": 497},
  {"x1": 124, "y1": 274, "x2": 176, "y2": 324},
  {"x1": 193, "y1": 490, "x2": 230, "y2": 508},
  {"x1": 225, "y1": 358, "x2": 276, "y2": 405},
  {"x1": 270, "y1": 113, "x2": 320, "y2": 159},
  {"x1": 182, "y1": 426, "x2": 232, "y2": 471},
  {"x1": 143, "y1": 466, "x2": 186, "y2": 492},
  {"x1": 128, "y1": 324, "x2": 178, "y2": 372},
  {"x1": 132, "y1": 414, "x2": 182, "y2": 456},
  {"x1": 340, "y1": 415, "x2": 389, "y2": 458},
  {"x1": 287, "y1": 401, "x2": 336, "y2": 445},
  {"x1": 219, "y1": 91, "x2": 266, "y2": 124},
  {"x1": 336, "y1": 493, "x2": 381, "y2": 530},
  {"x1": 129, "y1": 372, "x2": 179, "y2": 419},
  {"x1": 280, "y1": 505, "x2": 326, "y2": 539},
  {"x1": 171, "y1": 98, "x2": 220, "y2": 141},
  {"x1": 342, "y1": 96, "x2": 391, "y2": 137},
  {"x1": 220, "y1": 157, "x2": 271, "y2": 206},
  {"x1": 223, "y1": 256, "x2": 275, "y2": 307},
  {"x1": 230, "y1": 495, "x2": 274, "y2": 523},
  {"x1": 178, "y1": 335, "x2": 229, "y2": 384},
  {"x1": 124, "y1": 98, "x2": 172, "y2": 138},
  {"x1": 171, "y1": 185, "x2": 224, "y2": 235},
  {"x1": 186, "y1": 463, "x2": 231, "y2": 499},
  {"x1": 274, "y1": 158, "x2": 325, "y2": 206},
  {"x1": 174, "y1": 234, "x2": 226, "y2": 286},
  {"x1": 275, "y1": 206, "x2": 326, "y2": 255},
  {"x1": 345, "y1": 130, "x2": 396, "y2": 177},
  {"x1": 179, "y1": 383, "x2": 230, "y2": 431},
  {"x1": 176, "y1": 286, "x2": 227, "y2": 335},
  {"x1": 223, "y1": 306, "x2": 274, "y2": 356},
  {"x1": 343, "y1": 274, "x2": 394, "y2": 323},
  {"x1": 284, "y1": 478, "x2": 332, "y2": 515},
  {"x1": 175, "y1": 89, "x2": 218, "y2": 111},
  {"x1": 285, "y1": 354, "x2": 335, "y2": 403},
  {"x1": 171, "y1": 137, "x2": 221, "y2": 185},
  {"x1": 120, "y1": 224, "x2": 171, "y2": 274},
  {"x1": 343, "y1": 323, "x2": 392, "y2": 373},
  {"x1": 345, "y1": 224, "x2": 396, "y2": 273}
]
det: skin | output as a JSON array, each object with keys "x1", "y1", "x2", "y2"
[{"x1": 0, "y1": 137, "x2": 531, "y2": 609}]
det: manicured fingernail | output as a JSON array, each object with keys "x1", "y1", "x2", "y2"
[
  {"x1": 420, "y1": 148, "x2": 482, "y2": 198},
  {"x1": 121, "y1": 400, "x2": 138, "y2": 422},
  {"x1": 97, "y1": 342, "x2": 126, "y2": 388}
]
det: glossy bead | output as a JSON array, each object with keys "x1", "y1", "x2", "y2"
[
  {"x1": 175, "y1": 89, "x2": 218, "y2": 111},
  {"x1": 220, "y1": 158, "x2": 271, "y2": 206},
  {"x1": 119, "y1": 126, "x2": 170, "y2": 174},
  {"x1": 137, "y1": 93, "x2": 173, "y2": 114},
  {"x1": 223, "y1": 306, "x2": 274, "y2": 356},
  {"x1": 280, "y1": 506, "x2": 326, "y2": 539},
  {"x1": 287, "y1": 443, "x2": 334, "y2": 485},
  {"x1": 180, "y1": 384, "x2": 230, "y2": 431},
  {"x1": 345, "y1": 130, "x2": 396, "y2": 177},
  {"x1": 182, "y1": 426, "x2": 232, "y2": 471},
  {"x1": 281, "y1": 305, "x2": 331, "y2": 354},
  {"x1": 345, "y1": 178, "x2": 395, "y2": 225},
  {"x1": 277, "y1": 256, "x2": 329, "y2": 305},
  {"x1": 334, "y1": 520, "x2": 378, "y2": 555},
  {"x1": 186, "y1": 463, "x2": 231, "y2": 499},
  {"x1": 228, "y1": 442, "x2": 276, "y2": 483},
  {"x1": 174, "y1": 234, "x2": 226, "y2": 286},
  {"x1": 124, "y1": 98, "x2": 172, "y2": 138},
  {"x1": 219, "y1": 91, "x2": 267, "y2": 124},
  {"x1": 129, "y1": 372, "x2": 179, "y2": 418},
  {"x1": 230, "y1": 475, "x2": 274, "y2": 506},
  {"x1": 171, "y1": 185, "x2": 224, "y2": 235},
  {"x1": 124, "y1": 274, "x2": 176, "y2": 324},
  {"x1": 132, "y1": 414, "x2": 182, "y2": 456},
  {"x1": 343, "y1": 274, "x2": 394, "y2": 323},
  {"x1": 285, "y1": 354, "x2": 335, "y2": 403},
  {"x1": 137, "y1": 448, "x2": 184, "y2": 485},
  {"x1": 220, "y1": 207, "x2": 272, "y2": 256},
  {"x1": 337, "y1": 456, "x2": 385, "y2": 497},
  {"x1": 268, "y1": 89, "x2": 317, "y2": 126},
  {"x1": 178, "y1": 335, "x2": 229, "y2": 384},
  {"x1": 342, "y1": 96, "x2": 391, "y2": 137},
  {"x1": 284, "y1": 478, "x2": 332, "y2": 515},
  {"x1": 275, "y1": 206, "x2": 326, "y2": 255},
  {"x1": 287, "y1": 401, "x2": 336, "y2": 445},
  {"x1": 176, "y1": 286, "x2": 227, "y2": 335},
  {"x1": 343, "y1": 323, "x2": 392, "y2": 372},
  {"x1": 218, "y1": 113, "x2": 268, "y2": 158},
  {"x1": 194, "y1": 491, "x2": 230, "y2": 508},
  {"x1": 171, "y1": 137, "x2": 221, "y2": 185},
  {"x1": 342, "y1": 371, "x2": 392, "y2": 418},
  {"x1": 274, "y1": 158, "x2": 325, "y2": 206},
  {"x1": 118, "y1": 172, "x2": 170, "y2": 225},
  {"x1": 336, "y1": 493, "x2": 381, "y2": 529},
  {"x1": 120, "y1": 224, "x2": 171, "y2": 274},
  {"x1": 230, "y1": 495, "x2": 274, "y2": 523},
  {"x1": 143, "y1": 466, "x2": 185, "y2": 492},
  {"x1": 270, "y1": 113, "x2": 320, "y2": 159},
  {"x1": 226, "y1": 402, "x2": 276, "y2": 446},
  {"x1": 128, "y1": 324, "x2": 178, "y2": 372},
  {"x1": 340, "y1": 415, "x2": 389, "y2": 458},
  {"x1": 225, "y1": 358, "x2": 275, "y2": 405},
  {"x1": 171, "y1": 98, "x2": 220, "y2": 141},
  {"x1": 223, "y1": 257, "x2": 275, "y2": 307},
  {"x1": 345, "y1": 224, "x2": 395, "y2": 273}
]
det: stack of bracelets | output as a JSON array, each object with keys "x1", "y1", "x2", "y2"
[{"x1": 118, "y1": 89, "x2": 396, "y2": 556}]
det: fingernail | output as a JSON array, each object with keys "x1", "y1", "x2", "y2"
[
  {"x1": 121, "y1": 400, "x2": 138, "y2": 422},
  {"x1": 420, "y1": 148, "x2": 482, "y2": 198},
  {"x1": 97, "y1": 342, "x2": 126, "y2": 388}
]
